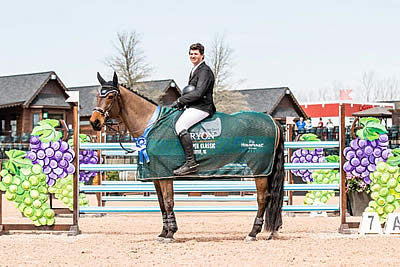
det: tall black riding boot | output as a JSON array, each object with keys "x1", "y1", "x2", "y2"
[{"x1": 173, "y1": 130, "x2": 199, "y2": 176}]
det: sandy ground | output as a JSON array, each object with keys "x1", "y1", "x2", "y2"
[{"x1": 1, "y1": 195, "x2": 400, "y2": 266}]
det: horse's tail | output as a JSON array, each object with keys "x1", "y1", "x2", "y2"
[{"x1": 264, "y1": 121, "x2": 285, "y2": 232}]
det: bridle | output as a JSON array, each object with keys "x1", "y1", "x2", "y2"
[
  {"x1": 92, "y1": 84, "x2": 172, "y2": 154},
  {"x1": 93, "y1": 85, "x2": 121, "y2": 121}
]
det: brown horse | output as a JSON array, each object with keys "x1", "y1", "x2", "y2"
[{"x1": 90, "y1": 72, "x2": 285, "y2": 242}]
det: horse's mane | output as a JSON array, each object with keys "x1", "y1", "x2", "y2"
[{"x1": 120, "y1": 83, "x2": 159, "y2": 106}]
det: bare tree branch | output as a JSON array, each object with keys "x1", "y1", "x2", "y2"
[
  {"x1": 105, "y1": 31, "x2": 152, "y2": 87},
  {"x1": 360, "y1": 71, "x2": 375, "y2": 102},
  {"x1": 208, "y1": 33, "x2": 233, "y2": 91},
  {"x1": 214, "y1": 90, "x2": 250, "y2": 114},
  {"x1": 206, "y1": 33, "x2": 249, "y2": 113}
]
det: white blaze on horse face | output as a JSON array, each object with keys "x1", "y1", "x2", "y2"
[{"x1": 189, "y1": 50, "x2": 203, "y2": 66}]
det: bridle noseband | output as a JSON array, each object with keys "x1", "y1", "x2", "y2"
[{"x1": 93, "y1": 85, "x2": 120, "y2": 120}]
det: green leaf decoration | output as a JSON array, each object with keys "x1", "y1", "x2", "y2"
[
  {"x1": 2, "y1": 150, "x2": 33, "y2": 175},
  {"x1": 32, "y1": 120, "x2": 62, "y2": 143},
  {"x1": 356, "y1": 117, "x2": 388, "y2": 141},
  {"x1": 359, "y1": 117, "x2": 380, "y2": 125},
  {"x1": 392, "y1": 148, "x2": 400, "y2": 157},
  {"x1": 68, "y1": 134, "x2": 90, "y2": 147},
  {"x1": 387, "y1": 155, "x2": 400, "y2": 167},
  {"x1": 326, "y1": 155, "x2": 339, "y2": 163},
  {"x1": 38, "y1": 119, "x2": 60, "y2": 128},
  {"x1": 299, "y1": 134, "x2": 320, "y2": 142}
]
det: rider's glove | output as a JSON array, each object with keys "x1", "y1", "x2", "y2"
[{"x1": 170, "y1": 99, "x2": 184, "y2": 110}]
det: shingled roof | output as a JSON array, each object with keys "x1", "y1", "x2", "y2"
[
  {"x1": 237, "y1": 87, "x2": 307, "y2": 118},
  {"x1": 0, "y1": 71, "x2": 68, "y2": 109},
  {"x1": 69, "y1": 79, "x2": 180, "y2": 117},
  {"x1": 352, "y1": 106, "x2": 393, "y2": 118}
]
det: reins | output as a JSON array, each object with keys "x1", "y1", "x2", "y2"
[{"x1": 95, "y1": 88, "x2": 171, "y2": 154}]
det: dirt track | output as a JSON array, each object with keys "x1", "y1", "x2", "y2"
[{"x1": 1, "y1": 197, "x2": 400, "y2": 266}]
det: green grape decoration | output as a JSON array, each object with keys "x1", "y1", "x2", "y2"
[
  {"x1": 304, "y1": 155, "x2": 340, "y2": 205},
  {"x1": 364, "y1": 148, "x2": 400, "y2": 224},
  {"x1": 48, "y1": 175, "x2": 89, "y2": 211},
  {"x1": 0, "y1": 150, "x2": 55, "y2": 226}
]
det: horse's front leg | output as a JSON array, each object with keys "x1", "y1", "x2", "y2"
[
  {"x1": 153, "y1": 180, "x2": 168, "y2": 240},
  {"x1": 159, "y1": 179, "x2": 177, "y2": 242},
  {"x1": 246, "y1": 177, "x2": 269, "y2": 241}
]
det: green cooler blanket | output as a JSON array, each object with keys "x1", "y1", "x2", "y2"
[{"x1": 137, "y1": 107, "x2": 278, "y2": 180}]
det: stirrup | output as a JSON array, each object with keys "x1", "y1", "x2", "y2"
[{"x1": 173, "y1": 161, "x2": 199, "y2": 176}]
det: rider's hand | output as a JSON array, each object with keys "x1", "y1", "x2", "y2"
[{"x1": 171, "y1": 100, "x2": 184, "y2": 110}]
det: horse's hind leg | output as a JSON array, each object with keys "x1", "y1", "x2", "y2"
[
  {"x1": 245, "y1": 177, "x2": 269, "y2": 241},
  {"x1": 153, "y1": 180, "x2": 168, "y2": 240},
  {"x1": 159, "y1": 179, "x2": 177, "y2": 242}
]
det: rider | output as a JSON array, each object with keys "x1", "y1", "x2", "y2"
[{"x1": 170, "y1": 43, "x2": 216, "y2": 176}]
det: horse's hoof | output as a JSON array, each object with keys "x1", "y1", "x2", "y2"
[
  {"x1": 245, "y1": 235, "x2": 257, "y2": 242},
  {"x1": 156, "y1": 236, "x2": 166, "y2": 241},
  {"x1": 267, "y1": 232, "x2": 280, "y2": 240},
  {"x1": 160, "y1": 237, "x2": 175, "y2": 243}
]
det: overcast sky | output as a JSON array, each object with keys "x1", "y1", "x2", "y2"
[{"x1": 1, "y1": 0, "x2": 399, "y2": 102}]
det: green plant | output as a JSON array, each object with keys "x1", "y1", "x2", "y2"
[{"x1": 106, "y1": 171, "x2": 120, "y2": 181}]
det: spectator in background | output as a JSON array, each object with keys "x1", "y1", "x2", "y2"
[
  {"x1": 305, "y1": 118, "x2": 313, "y2": 131},
  {"x1": 296, "y1": 117, "x2": 306, "y2": 131},
  {"x1": 318, "y1": 118, "x2": 324, "y2": 128},
  {"x1": 326, "y1": 119, "x2": 334, "y2": 140}
]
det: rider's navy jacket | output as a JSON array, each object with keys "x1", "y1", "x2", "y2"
[{"x1": 177, "y1": 62, "x2": 216, "y2": 115}]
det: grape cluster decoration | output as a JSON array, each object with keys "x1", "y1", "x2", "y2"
[
  {"x1": 48, "y1": 174, "x2": 89, "y2": 211},
  {"x1": 0, "y1": 150, "x2": 55, "y2": 226},
  {"x1": 68, "y1": 134, "x2": 100, "y2": 183},
  {"x1": 291, "y1": 134, "x2": 325, "y2": 182},
  {"x1": 364, "y1": 149, "x2": 400, "y2": 223},
  {"x1": 343, "y1": 117, "x2": 390, "y2": 186},
  {"x1": 304, "y1": 155, "x2": 340, "y2": 205},
  {"x1": 26, "y1": 119, "x2": 76, "y2": 186},
  {"x1": 0, "y1": 119, "x2": 96, "y2": 226}
]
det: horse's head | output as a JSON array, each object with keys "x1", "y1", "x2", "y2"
[{"x1": 90, "y1": 72, "x2": 121, "y2": 131}]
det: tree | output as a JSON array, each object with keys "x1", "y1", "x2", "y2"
[
  {"x1": 375, "y1": 75, "x2": 399, "y2": 101},
  {"x1": 214, "y1": 90, "x2": 250, "y2": 114},
  {"x1": 208, "y1": 33, "x2": 233, "y2": 91},
  {"x1": 360, "y1": 71, "x2": 375, "y2": 102},
  {"x1": 105, "y1": 31, "x2": 151, "y2": 88},
  {"x1": 207, "y1": 34, "x2": 249, "y2": 113}
]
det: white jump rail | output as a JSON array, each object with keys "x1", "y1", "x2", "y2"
[{"x1": 80, "y1": 205, "x2": 340, "y2": 213}]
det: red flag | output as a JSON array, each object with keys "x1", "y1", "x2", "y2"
[{"x1": 340, "y1": 89, "x2": 352, "y2": 100}]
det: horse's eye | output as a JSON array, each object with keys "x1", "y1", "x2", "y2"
[{"x1": 107, "y1": 94, "x2": 114, "y2": 99}]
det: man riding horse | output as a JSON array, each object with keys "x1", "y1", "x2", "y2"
[{"x1": 171, "y1": 43, "x2": 216, "y2": 176}]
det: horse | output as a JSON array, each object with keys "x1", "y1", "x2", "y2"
[{"x1": 90, "y1": 72, "x2": 285, "y2": 242}]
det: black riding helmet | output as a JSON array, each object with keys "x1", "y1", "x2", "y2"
[{"x1": 182, "y1": 85, "x2": 195, "y2": 95}]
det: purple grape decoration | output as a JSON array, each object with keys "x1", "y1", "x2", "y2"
[
  {"x1": 290, "y1": 134, "x2": 325, "y2": 182},
  {"x1": 344, "y1": 117, "x2": 391, "y2": 185}
]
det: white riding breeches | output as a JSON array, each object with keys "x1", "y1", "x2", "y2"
[{"x1": 175, "y1": 108, "x2": 210, "y2": 134}]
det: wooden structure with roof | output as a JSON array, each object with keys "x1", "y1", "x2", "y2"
[
  {"x1": 237, "y1": 87, "x2": 307, "y2": 123},
  {"x1": 0, "y1": 71, "x2": 74, "y2": 138}
]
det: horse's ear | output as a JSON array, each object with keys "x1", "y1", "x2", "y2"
[
  {"x1": 113, "y1": 72, "x2": 118, "y2": 88},
  {"x1": 97, "y1": 72, "x2": 106, "y2": 85}
]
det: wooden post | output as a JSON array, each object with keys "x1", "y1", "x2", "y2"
[
  {"x1": 0, "y1": 163, "x2": 3, "y2": 227},
  {"x1": 96, "y1": 130, "x2": 103, "y2": 207},
  {"x1": 72, "y1": 105, "x2": 79, "y2": 227},
  {"x1": 339, "y1": 103, "x2": 355, "y2": 233},
  {"x1": 287, "y1": 124, "x2": 294, "y2": 206}
]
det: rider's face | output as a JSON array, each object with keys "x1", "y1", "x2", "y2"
[{"x1": 189, "y1": 49, "x2": 204, "y2": 66}]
